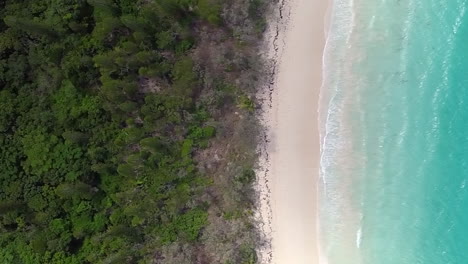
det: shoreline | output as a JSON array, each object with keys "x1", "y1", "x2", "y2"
[{"x1": 256, "y1": 0, "x2": 329, "y2": 263}]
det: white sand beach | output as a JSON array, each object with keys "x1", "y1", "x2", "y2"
[{"x1": 257, "y1": 0, "x2": 328, "y2": 263}]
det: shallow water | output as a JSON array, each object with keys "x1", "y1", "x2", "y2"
[{"x1": 320, "y1": 0, "x2": 468, "y2": 263}]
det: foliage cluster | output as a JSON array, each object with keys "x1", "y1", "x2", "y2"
[{"x1": 0, "y1": 0, "x2": 267, "y2": 263}]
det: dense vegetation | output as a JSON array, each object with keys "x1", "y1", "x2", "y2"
[{"x1": 0, "y1": 0, "x2": 267, "y2": 263}]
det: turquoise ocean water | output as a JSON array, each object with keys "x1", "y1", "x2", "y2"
[{"x1": 320, "y1": 0, "x2": 468, "y2": 263}]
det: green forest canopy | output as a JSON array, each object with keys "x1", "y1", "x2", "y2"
[{"x1": 0, "y1": 0, "x2": 265, "y2": 263}]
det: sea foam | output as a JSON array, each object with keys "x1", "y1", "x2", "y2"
[{"x1": 319, "y1": 0, "x2": 468, "y2": 263}]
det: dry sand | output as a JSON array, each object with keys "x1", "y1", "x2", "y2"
[{"x1": 257, "y1": 0, "x2": 329, "y2": 263}]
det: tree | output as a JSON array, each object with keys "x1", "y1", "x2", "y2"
[
  {"x1": 197, "y1": 0, "x2": 221, "y2": 25},
  {"x1": 55, "y1": 182, "x2": 95, "y2": 200},
  {"x1": 0, "y1": 90, "x2": 15, "y2": 132},
  {"x1": 3, "y1": 16, "x2": 59, "y2": 39},
  {"x1": 62, "y1": 131, "x2": 89, "y2": 145},
  {"x1": 172, "y1": 57, "x2": 198, "y2": 96},
  {"x1": 87, "y1": 0, "x2": 118, "y2": 15}
]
